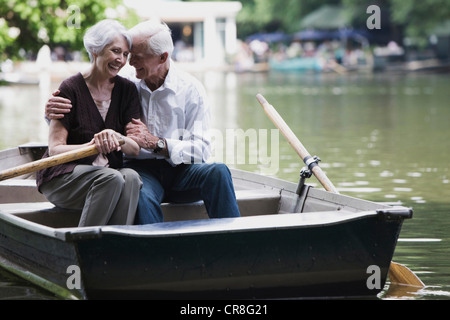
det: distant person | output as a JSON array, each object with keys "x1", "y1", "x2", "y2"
[
  {"x1": 45, "y1": 20, "x2": 240, "y2": 224},
  {"x1": 37, "y1": 20, "x2": 142, "y2": 227}
]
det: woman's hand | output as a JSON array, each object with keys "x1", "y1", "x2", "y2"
[
  {"x1": 93, "y1": 129, "x2": 140, "y2": 156},
  {"x1": 94, "y1": 129, "x2": 123, "y2": 154}
]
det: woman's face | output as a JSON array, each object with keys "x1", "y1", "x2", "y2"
[{"x1": 95, "y1": 36, "x2": 130, "y2": 77}]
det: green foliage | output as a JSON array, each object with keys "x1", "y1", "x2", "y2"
[
  {"x1": 0, "y1": 0, "x2": 124, "y2": 61},
  {"x1": 343, "y1": 0, "x2": 450, "y2": 46},
  {"x1": 185, "y1": 0, "x2": 340, "y2": 38},
  {"x1": 390, "y1": 0, "x2": 450, "y2": 41}
]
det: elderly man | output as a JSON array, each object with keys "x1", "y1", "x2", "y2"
[{"x1": 45, "y1": 20, "x2": 240, "y2": 224}]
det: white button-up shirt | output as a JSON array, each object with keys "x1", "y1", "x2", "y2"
[{"x1": 127, "y1": 62, "x2": 211, "y2": 166}]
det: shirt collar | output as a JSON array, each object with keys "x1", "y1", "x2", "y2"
[{"x1": 138, "y1": 60, "x2": 177, "y2": 94}]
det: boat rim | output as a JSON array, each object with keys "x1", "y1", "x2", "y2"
[{"x1": 0, "y1": 201, "x2": 411, "y2": 242}]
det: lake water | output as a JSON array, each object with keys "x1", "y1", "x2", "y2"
[{"x1": 0, "y1": 68, "x2": 449, "y2": 300}]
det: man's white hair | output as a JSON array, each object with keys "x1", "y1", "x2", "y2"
[{"x1": 129, "y1": 20, "x2": 174, "y2": 58}]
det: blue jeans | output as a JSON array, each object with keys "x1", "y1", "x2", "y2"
[{"x1": 124, "y1": 159, "x2": 240, "y2": 224}]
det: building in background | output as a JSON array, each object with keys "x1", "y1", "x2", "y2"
[{"x1": 124, "y1": 0, "x2": 242, "y2": 68}]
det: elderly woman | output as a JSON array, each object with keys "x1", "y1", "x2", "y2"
[{"x1": 36, "y1": 20, "x2": 142, "y2": 227}]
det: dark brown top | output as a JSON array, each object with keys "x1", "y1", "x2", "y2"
[{"x1": 36, "y1": 73, "x2": 140, "y2": 190}]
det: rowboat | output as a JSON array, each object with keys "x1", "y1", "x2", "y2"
[
  {"x1": 0, "y1": 143, "x2": 413, "y2": 300},
  {"x1": 269, "y1": 57, "x2": 324, "y2": 72}
]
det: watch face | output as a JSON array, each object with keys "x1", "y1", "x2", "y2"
[{"x1": 157, "y1": 139, "x2": 165, "y2": 148}]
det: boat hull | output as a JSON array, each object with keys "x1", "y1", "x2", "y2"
[
  {"x1": 0, "y1": 209, "x2": 84, "y2": 299},
  {"x1": 0, "y1": 206, "x2": 407, "y2": 299},
  {"x1": 77, "y1": 213, "x2": 403, "y2": 299},
  {"x1": 269, "y1": 57, "x2": 323, "y2": 72}
]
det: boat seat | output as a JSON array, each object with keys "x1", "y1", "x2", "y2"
[
  {"x1": 162, "y1": 188, "x2": 281, "y2": 222},
  {"x1": 0, "y1": 188, "x2": 281, "y2": 227},
  {"x1": 0, "y1": 202, "x2": 81, "y2": 228},
  {"x1": 0, "y1": 179, "x2": 46, "y2": 203}
]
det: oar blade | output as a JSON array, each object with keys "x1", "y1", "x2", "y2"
[{"x1": 389, "y1": 262, "x2": 425, "y2": 288}]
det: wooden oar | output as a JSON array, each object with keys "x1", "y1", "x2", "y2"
[
  {"x1": 389, "y1": 261, "x2": 424, "y2": 287},
  {"x1": 256, "y1": 93, "x2": 425, "y2": 288},
  {"x1": 0, "y1": 141, "x2": 122, "y2": 182},
  {"x1": 256, "y1": 94, "x2": 339, "y2": 193}
]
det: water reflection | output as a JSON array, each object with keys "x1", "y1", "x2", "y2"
[
  {"x1": 0, "y1": 70, "x2": 449, "y2": 299},
  {"x1": 0, "y1": 84, "x2": 49, "y2": 149},
  {"x1": 0, "y1": 268, "x2": 56, "y2": 300}
]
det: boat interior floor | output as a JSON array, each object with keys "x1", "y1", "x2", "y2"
[{"x1": 0, "y1": 188, "x2": 286, "y2": 228}]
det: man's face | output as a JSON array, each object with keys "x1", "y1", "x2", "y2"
[{"x1": 129, "y1": 36, "x2": 161, "y2": 80}]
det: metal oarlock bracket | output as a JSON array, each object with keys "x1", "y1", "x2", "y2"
[
  {"x1": 303, "y1": 155, "x2": 321, "y2": 171},
  {"x1": 296, "y1": 156, "x2": 321, "y2": 195}
]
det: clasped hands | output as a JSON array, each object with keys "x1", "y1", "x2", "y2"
[
  {"x1": 125, "y1": 119, "x2": 159, "y2": 150},
  {"x1": 92, "y1": 121, "x2": 156, "y2": 156},
  {"x1": 92, "y1": 129, "x2": 125, "y2": 155}
]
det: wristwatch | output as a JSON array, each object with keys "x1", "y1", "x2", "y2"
[{"x1": 154, "y1": 138, "x2": 166, "y2": 153}]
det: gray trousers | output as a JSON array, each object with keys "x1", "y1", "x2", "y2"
[{"x1": 40, "y1": 165, "x2": 142, "y2": 227}]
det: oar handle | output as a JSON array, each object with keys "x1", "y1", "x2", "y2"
[
  {"x1": 256, "y1": 94, "x2": 339, "y2": 194},
  {"x1": 0, "y1": 145, "x2": 98, "y2": 181},
  {"x1": 0, "y1": 139, "x2": 124, "y2": 182}
]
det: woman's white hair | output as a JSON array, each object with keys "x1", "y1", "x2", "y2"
[
  {"x1": 83, "y1": 19, "x2": 132, "y2": 62},
  {"x1": 129, "y1": 20, "x2": 174, "y2": 58}
]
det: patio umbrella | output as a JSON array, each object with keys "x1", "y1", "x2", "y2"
[
  {"x1": 247, "y1": 32, "x2": 292, "y2": 43},
  {"x1": 300, "y1": 5, "x2": 350, "y2": 30},
  {"x1": 293, "y1": 29, "x2": 336, "y2": 41}
]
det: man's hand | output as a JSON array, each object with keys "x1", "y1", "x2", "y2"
[
  {"x1": 126, "y1": 118, "x2": 158, "y2": 149},
  {"x1": 45, "y1": 90, "x2": 72, "y2": 120}
]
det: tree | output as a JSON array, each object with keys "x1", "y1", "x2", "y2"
[
  {"x1": 342, "y1": 0, "x2": 450, "y2": 46},
  {"x1": 0, "y1": 0, "x2": 125, "y2": 61},
  {"x1": 184, "y1": 0, "x2": 341, "y2": 38},
  {"x1": 390, "y1": 0, "x2": 450, "y2": 45}
]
